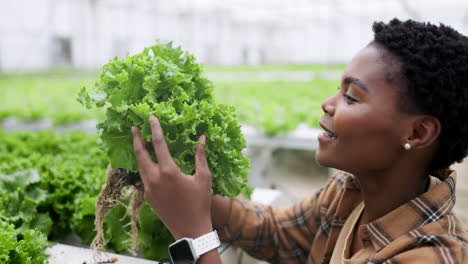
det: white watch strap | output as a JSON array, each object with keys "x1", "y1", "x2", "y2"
[{"x1": 192, "y1": 230, "x2": 221, "y2": 257}]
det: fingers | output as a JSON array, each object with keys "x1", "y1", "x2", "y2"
[
  {"x1": 195, "y1": 135, "x2": 211, "y2": 184},
  {"x1": 131, "y1": 126, "x2": 153, "y2": 179},
  {"x1": 149, "y1": 115, "x2": 179, "y2": 177}
]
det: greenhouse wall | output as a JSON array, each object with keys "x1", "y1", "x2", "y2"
[{"x1": 1, "y1": 0, "x2": 468, "y2": 71}]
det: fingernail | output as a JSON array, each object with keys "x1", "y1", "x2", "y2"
[
  {"x1": 200, "y1": 135, "x2": 206, "y2": 144},
  {"x1": 150, "y1": 115, "x2": 156, "y2": 122},
  {"x1": 131, "y1": 126, "x2": 137, "y2": 133}
]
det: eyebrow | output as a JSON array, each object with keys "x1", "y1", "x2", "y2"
[{"x1": 343, "y1": 77, "x2": 369, "y2": 93}]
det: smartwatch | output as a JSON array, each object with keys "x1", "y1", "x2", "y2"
[{"x1": 168, "y1": 230, "x2": 221, "y2": 264}]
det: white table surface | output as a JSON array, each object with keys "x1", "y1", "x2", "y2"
[{"x1": 46, "y1": 244, "x2": 160, "y2": 264}]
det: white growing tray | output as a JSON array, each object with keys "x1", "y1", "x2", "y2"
[{"x1": 46, "y1": 244, "x2": 159, "y2": 264}]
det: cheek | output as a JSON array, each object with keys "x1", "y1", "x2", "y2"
[{"x1": 333, "y1": 107, "x2": 402, "y2": 168}]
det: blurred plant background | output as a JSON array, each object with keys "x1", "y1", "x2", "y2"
[{"x1": 1, "y1": 0, "x2": 468, "y2": 133}]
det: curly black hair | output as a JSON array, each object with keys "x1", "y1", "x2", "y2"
[{"x1": 372, "y1": 18, "x2": 468, "y2": 174}]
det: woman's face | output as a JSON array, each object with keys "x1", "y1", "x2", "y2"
[{"x1": 316, "y1": 45, "x2": 411, "y2": 173}]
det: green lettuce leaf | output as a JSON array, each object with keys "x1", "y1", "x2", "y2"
[
  {"x1": 0, "y1": 170, "x2": 52, "y2": 235},
  {"x1": 78, "y1": 42, "x2": 251, "y2": 197},
  {"x1": 0, "y1": 219, "x2": 49, "y2": 264}
]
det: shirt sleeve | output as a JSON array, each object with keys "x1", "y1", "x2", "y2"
[{"x1": 216, "y1": 172, "x2": 347, "y2": 263}]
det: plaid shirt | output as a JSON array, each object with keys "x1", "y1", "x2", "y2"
[{"x1": 217, "y1": 170, "x2": 468, "y2": 263}]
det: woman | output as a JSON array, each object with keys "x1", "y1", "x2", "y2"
[{"x1": 131, "y1": 19, "x2": 468, "y2": 263}]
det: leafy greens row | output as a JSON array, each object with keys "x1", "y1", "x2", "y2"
[{"x1": 0, "y1": 130, "x2": 173, "y2": 260}]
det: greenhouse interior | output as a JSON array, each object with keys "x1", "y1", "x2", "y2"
[{"x1": 1, "y1": 0, "x2": 468, "y2": 263}]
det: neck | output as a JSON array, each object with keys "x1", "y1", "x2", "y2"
[{"x1": 354, "y1": 166, "x2": 428, "y2": 222}]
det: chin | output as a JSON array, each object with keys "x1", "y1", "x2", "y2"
[
  {"x1": 315, "y1": 153, "x2": 347, "y2": 172},
  {"x1": 315, "y1": 152, "x2": 333, "y2": 168}
]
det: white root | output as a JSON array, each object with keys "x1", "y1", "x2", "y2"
[
  {"x1": 128, "y1": 183, "x2": 144, "y2": 255},
  {"x1": 91, "y1": 167, "x2": 130, "y2": 252}
]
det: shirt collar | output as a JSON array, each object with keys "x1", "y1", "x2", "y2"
[{"x1": 354, "y1": 170, "x2": 457, "y2": 251}]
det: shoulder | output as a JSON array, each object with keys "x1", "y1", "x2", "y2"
[
  {"x1": 299, "y1": 170, "x2": 358, "y2": 214},
  {"x1": 314, "y1": 170, "x2": 357, "y2": 201},
  {"x1": 323, "y1": 170, "x2": 356, "y2": 193}
]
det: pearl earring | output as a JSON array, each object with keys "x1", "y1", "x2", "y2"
[{"x1": 404, "y1": 143, "x2": 411, "y2": 150}]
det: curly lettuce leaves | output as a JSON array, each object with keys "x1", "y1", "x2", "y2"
[
  {"x1": 78, "y1": 42, "x2": 251, "y2": 197},
  {"x1": 0, "y1": 170, "x2": 52, "y2": 236},
  {"x1": 0, "y1": 130, "x2": 176, "y2": 260},
  {"x1": 0, "y1": 219, "x2": 49, "y2": 264}
]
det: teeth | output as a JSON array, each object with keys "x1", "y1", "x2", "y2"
[{"x1": 326, "y1": 131, "x2": 336, "y2": 139}]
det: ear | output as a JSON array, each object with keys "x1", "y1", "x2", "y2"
[{"x1": 405, "y1": 116, "x2": 441, "y2": 150}]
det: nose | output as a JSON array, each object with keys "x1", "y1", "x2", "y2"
[{"x1": 321, "y1": 95, "x2": 336, "y2": 116}]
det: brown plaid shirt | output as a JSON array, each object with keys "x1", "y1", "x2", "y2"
[{"x1": 217, "y1": 170, "x2": 468, "y2": 263}]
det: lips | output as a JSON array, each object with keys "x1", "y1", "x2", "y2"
[{"x1": 319, "y1": 120, "x2": 337, "y2": 139}]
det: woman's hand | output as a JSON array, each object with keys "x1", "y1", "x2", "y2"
[{"x1": 131, "y1": 115, "x2": 213, "y2": 240}]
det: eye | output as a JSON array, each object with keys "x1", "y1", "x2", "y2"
[{"x1": 343, "y1": 93, "x2": 358, "y2": 104}]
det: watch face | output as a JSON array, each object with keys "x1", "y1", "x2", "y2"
[{"x1": 169, "y1": 239, "x2": 195, "y2": 264}]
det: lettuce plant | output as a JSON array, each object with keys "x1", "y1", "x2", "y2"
[
  {"x1": 78, "y1": 42, "x2": 250, "y2": 197},
  {"x1": 78, "y1": 42, "x2": 251, "y2": 258}
]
